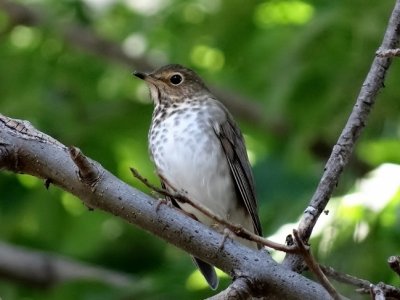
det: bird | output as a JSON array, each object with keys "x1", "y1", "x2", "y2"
[{"x1": 134, "y1": 64, "x2": 262, "y2": 290}]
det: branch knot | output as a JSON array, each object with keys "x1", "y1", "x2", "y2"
[{"x1": 69, "y1": 146, "x2": 102, "y2": 187}]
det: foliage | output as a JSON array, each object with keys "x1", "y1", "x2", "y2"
[{"x1": 0, "y1": 0, "x2": 400, "y2": 299}]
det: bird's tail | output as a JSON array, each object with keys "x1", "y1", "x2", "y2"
[{"x1": 192, "y1": 256, "x2": 219, "y2": 290}]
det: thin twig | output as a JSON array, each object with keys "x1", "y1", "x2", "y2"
[
  {"x1": 130, "y1": 167, "x2": 299, "y2": 253},
  {"x1": 292, "y1": 230, "x2": 341, "y2": 300},
  {"x1": 320, "y1": 265, "x2": 372, "y2": 290},
  {"x1": 321, "y1": 265, "x2": 400, "y2": 299}
]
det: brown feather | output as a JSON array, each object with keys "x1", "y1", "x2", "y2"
[{"x1": 212, "y1": 104, "x2": 263, "y2": 237}]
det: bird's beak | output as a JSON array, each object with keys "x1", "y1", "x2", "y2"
[
  {"x1": 133, "y1": 71, "x2": 147, "y2": 80},
  {"x1": 133, "y1": 71, "x2": 160, "y2": 86}
]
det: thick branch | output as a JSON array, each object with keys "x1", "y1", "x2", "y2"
[
  {"x1": 283, "y1": 0, "x2": 400, "y2": 270},
  {"x1": 0, "y1": 115, "x2": 332, "y2": 299},
  {"x1": 0, "y1": 241, "x2": 133, "y2": 288}
]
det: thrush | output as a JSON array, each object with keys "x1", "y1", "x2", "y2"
[{"x1": 134, "y1": 64, "x2": 262, "y2": 290}]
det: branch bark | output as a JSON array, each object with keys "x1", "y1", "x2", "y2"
[
  {"x1": 0, "y1": 114, "x2": 332, "y2": 299},
  {"x1": 283, "y1": 0, "x2": 400, "y2": 271}
]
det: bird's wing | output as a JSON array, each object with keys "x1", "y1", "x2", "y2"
[{"x1": 212, "y1": 106, "x2": 263, "y2": 236}]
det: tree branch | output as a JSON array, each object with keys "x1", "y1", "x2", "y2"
[
  {"x1": 320, "y1": 265, "x2": 400, "y2": 299},
  {"x1": 283, "y1": 0, "x2": 400, "y2": 271},
  {"x1": 0, "y1": 241, "x2": 133, "y2": 288},
  {"x1": 0, "y1": 114, "x2": 333, "y2": 299},
  {"x1": 320, "y1": 265, "x2": 372, "y2": 290}
]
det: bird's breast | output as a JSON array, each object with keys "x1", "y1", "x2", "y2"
[{"x1": 148, "y1": 102, "x2": 235, "y2": 224}]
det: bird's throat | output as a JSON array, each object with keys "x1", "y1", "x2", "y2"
[{"x1": 149, "y1": 84, "x2": 161, "y2": 105}]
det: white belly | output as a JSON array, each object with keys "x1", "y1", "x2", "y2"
[{"x1": 149, "y1": 106, "x2": 234, "y2": 226}]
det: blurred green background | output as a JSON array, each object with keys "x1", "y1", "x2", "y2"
[{"x1": 1, "y1": 0, "x2": 400, "y2": 299}]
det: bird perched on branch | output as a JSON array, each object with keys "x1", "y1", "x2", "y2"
[{"x1": 134, "y1": 64, "x2": 262, "y2": 289}]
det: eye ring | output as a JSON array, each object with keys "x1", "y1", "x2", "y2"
[{"x1": 170, "y1": 74, "x2": 183, "y2": 85}]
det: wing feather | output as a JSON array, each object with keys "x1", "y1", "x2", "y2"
[{"x1": 212, "y1": 108, "x2": 263, "y2": 236}]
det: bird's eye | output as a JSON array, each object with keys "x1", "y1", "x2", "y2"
[{"x1": 170, "y1": 74, "x2": 183, "y2": 85}]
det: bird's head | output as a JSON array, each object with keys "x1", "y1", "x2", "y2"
[{"x1": 134, "y1": 64, "x2": 210, "y2": 105}]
